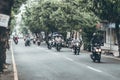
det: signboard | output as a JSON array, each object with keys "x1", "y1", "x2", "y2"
[
  {"x1": 0, "y1": 14, "x2": 10, "y2": 28},
  {"x1": 109, "y1": 23, "x2": 120, "y2": 28}
]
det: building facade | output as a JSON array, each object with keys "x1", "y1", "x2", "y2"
[{"x1": 101, "y1": 23, "x2": 119, "y2": 56}]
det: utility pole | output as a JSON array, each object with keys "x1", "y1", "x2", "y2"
[{"x1": 0, "y1": 0, "x2": 13, "y2": 72}]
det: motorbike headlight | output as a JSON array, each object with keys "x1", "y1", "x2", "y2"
[
  {"x1": 76, "y1": 43, "x2": 79, "y2": 46},
  {"x1": 99, "y1": 49, "x2": 102, "y2": 52},
  {"x1": 95, "y1": 49, "x2": 99, "y2": 52}
]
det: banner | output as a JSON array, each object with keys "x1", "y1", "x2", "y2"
[{"x1": 0, "y1": 14, "x2": 10, "y2": 28}]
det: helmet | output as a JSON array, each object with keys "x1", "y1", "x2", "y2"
[{"x1": 93, "y1": 33, "x2": 96, "y2": 36}]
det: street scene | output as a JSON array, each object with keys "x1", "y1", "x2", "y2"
[
  {"x1": 9, "y1": 39, "x2": 120, "y2": 80},
  {"x1": 0, "y1": 0, "x2": 120, "y2": 80}
]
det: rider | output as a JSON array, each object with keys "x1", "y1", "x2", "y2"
[
  {"x1": 91, "y1": 33, "x2": 101, "y2": 53},
  {"x1": 72, "y1": 37, "x2": 82, "y2": 50},
  {"x1": 25, "y1": 35, "x2": 31, "y2": 45},
  {"x1": 91, "y1": 33, "x2": 101, "y2": 46},
  {"x1": 13, "y1": 35, "x2": 18, "y2": 44},
  {"x1": 55, "y1": 34, "x2": 62, "y2": 43},
  {"x1": 54, "y1": 34, "x2": 63, "y2": 46}
]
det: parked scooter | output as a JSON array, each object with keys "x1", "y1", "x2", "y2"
[{"x1": 90, "y1": 43, "x2": 101, "y2": 63}]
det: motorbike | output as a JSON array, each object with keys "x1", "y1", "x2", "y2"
[
  {"x1": 25, "y1": 39, "x2": 31, "y2": 46},
  {"x1": 13, "y1": 37, "x2": 18, "y2": 44},
  {"x1": 90, "y1": 43, "x2": 101, "y2": 63},
  {"x1": 73, "y1": 42, "x2": 80, "y2": 55},
  {"x1": 47, "y1": 40, "x2": 52, "y2": 49},
  {"x1": 55, "y1": 41, "x2": 62, "y2": 51},
  {"x1": 37, "y1": 40, "x2": 41, "y2": 46},
  {"x1": 14, "y1": 39, "x2": 18, "y2": 44},
  {"x1": 33, "y1": 38, "x2": 36, "y2": 44}
]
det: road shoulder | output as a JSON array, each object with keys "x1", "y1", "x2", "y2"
[
  {"x1": 81, "y1": 50, "x2": 120, "y2": 61},
  {"x1": 0, "y1": 50, "x2": 14, "y2": 80}
]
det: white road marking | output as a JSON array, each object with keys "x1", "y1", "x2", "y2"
[
  {"x1": 87, "y1": 66, "x2": 102, "y2": 73},
  {"x1": 64, "y1": 56, "x2": 74, "y2": 62},
  {"x1": 11, "y1": 41, "x2": 18, "y2": 80}
]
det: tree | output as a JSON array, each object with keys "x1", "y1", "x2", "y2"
[
  {"x1": 22, "y1": 0, "x2": 99, "y2": 48},
  {"x1": 0, "y1": 0, "x2": 27, "y2": 72},
  {"x1": 0, "y1": 0, "x2": 14, "y2": 72},
  {"x1": 87, "y1": 0, "x2": 120, "y2": 56}
]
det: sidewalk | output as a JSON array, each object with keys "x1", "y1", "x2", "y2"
[
  {"x1": 0, "y1": 50, "x2": 14, "y2": 80},
  {"x1": 101, "y1": 43, "x2": 119, "y2": 56}
]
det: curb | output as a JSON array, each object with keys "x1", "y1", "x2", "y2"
[
  {"x1": 0, "y1": 50, "x2": 14, "y2": 80},
  {"x1": 10, "y1": 40, "x2": 18, "y2": 80}
]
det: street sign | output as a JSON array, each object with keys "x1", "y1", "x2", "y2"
[{"x1": 0, "y1": 14, "x2": 10, "y2": 28}]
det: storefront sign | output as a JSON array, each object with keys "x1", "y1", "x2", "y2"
[{"x1": 0, "y1": 14, "x2": 10, "y2": 28}]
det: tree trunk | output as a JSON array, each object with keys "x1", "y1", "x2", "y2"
[
  {"x1": 0, "y1": 0, "x2": 13, "y2": 72},
  {"x1": 115, "y1": 22, "x2": 120, "y2": 57},
  {"x1": 0, "y1": 28, "x2": 7, "y2": 72}
]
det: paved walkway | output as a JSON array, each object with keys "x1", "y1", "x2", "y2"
[{"x1": 0, "y1": 50, "x2": 14, "y2": 80}]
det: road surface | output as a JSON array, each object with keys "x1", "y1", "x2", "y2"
[{"x1": 12, "y1": 39, "x2": 120, "y2": 80}]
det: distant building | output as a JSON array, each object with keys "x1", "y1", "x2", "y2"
[{"x1": 100, "y1": 22, "x2": 120, "y2": 56}]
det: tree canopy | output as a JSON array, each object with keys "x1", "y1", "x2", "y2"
[
  {"x1": 87, "y1": 0, "x2": 120, "y2": 56},
  {"x1": 22, "y1": 0, "x2": 99, "y2": 34}
]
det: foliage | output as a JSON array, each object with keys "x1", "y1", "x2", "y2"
[
  {"x1": 23, "y1": 0, "x2": 99, "y2": 32},
  {"x1": 82, "y1": 26, "x2": 96, "y2": 50},
  {"x1": 12, "y1": 0, "x2": 27, "y2": 14},
  {"x1": 22, "y1": 0, "x2": 100, "y2": 49},
  {"x1": 87, "y1": 0, "x2": 120, "y2": 56}
]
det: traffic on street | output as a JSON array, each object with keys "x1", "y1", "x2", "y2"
[{"x1": 12, "y1": 39, "x2": 120, "y2": 80}]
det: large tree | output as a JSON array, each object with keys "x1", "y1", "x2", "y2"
[
  {"x1": 23, "y1": 0, "x2": 99, "y2": 48},
  {"x1": 87, "y1": 0, "x2": 120, "y2": 56},
  {"x1": 0, "y1": 0, "x2": 27, "y2": 72},
  {"x1": 23, "y1": 0, "x2": 98, "y2": 32},
  {"x1": 0, "y1": 0, "x2": 14, "y2": 72}
]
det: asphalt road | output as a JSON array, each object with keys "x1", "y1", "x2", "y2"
[{"x1": 12, "y1": 39, "x2": 120, "y2": 80}]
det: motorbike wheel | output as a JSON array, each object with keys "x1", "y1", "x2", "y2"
[
  {"x1": 90, "y1": 54, "x2": 95, "y2": 62},
  {"x1": 93, "y1": 59, "x2": 96, "y2": 62},
  {"x1": 56, "y1": 46, "x2": 60, "y2": 51},
  {"x1": 57, "y1": 48, "x2": 60, "y2": 51},
  {"x1": 74, "y1": 49, "x2": 79, "y2": 55},
  {"x1": 98, "y1": 59, "x2": 101, "y2": 63},
  {"x1": 74, "y1": 50, "x2": 76, "y2": 55},
  {"x1": 25, "y1": 43, "x2": 27, "y2": 46},
  {"x1": 33, "y1": 41, "x2": 35, "y2": 44},
  {"x1": 48, "y1": 46, "x2": 52, "y2": 49},
  {"x1": 37, "y1": 42, "x2": 41, "y2": 46},
  {"x1": 15, "y1": 41, "x2": 18, "y2": 44},
  {"x1": 77, "y1": 49, "x2": 80, "y2": 55}
]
